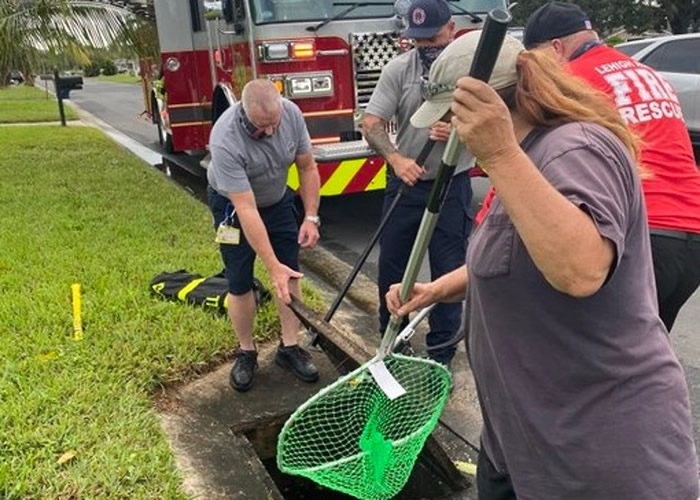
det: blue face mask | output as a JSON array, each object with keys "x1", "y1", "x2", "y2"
[{"x1": 417, "y1": 44, "x2": 448, "y2": 70}]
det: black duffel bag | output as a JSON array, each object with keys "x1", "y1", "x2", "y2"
[{"x1": 149, "y1": 270, "x2": 271, "y2": 314}]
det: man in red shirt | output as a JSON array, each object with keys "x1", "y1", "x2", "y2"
[{"x1": 520, "y1": 1, "x2": 700, "y2": 331}]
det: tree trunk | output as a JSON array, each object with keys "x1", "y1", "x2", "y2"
[{"x1": 663, "y1": 0, "x2": 693, "y2": 33}]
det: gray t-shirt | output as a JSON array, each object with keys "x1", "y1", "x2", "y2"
[
  {"x1": 365, "y1": 49, "x2": 474, "y2": 180},
  {"x1": 207, "y1": 98, "x2": 312, "y2": 207},
  {"x1": 467, "y1": 122, "x2": 697, "y2": 499}
]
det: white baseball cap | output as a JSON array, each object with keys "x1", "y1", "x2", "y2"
[{"x1": 410, "y1": 31, "x2": 525, "y2": 128}]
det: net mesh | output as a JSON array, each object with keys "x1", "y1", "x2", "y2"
[{"x1": 277, "y1": 355, "x2": 452, "y2": 500}]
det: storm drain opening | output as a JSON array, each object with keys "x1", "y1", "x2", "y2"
[{"x1": 238, "y1": 416, "x2": 463, "y2": 499}]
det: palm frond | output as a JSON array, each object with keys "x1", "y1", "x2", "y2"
[{"x1": 0, "y1": 0, "x2": 156, "y2": 83}]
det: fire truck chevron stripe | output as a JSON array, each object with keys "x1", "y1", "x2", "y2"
[
  {"x1": 287, "y1": 165, "x2": 301, "y2": 191},
  {"x1": 319, "y1": 162, "x2": 342, "y2": 186},
  {"x1": 287, "y1": 157, "x2": 388, "y2": 196},
  {"x1": 342, "y1": 157, "x2": 385, "y2": 193},
  {"x1": 369, "y1": 165, "x2": 387, "y2": 190},
  {"x1": 321, "y1": 158, "x2": 364, "y2": 195}
]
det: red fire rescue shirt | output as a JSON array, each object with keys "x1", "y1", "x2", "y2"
[
  {"x1": 568, "y1": 44, "x2": 700, "y2": 234},
  {"x1": 477, "y1": 45, "x2": 700, "y2": 232}
]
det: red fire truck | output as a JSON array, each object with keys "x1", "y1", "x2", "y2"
[{"x1": 150, "y1": 0, "x2": 508, "y2": 196}]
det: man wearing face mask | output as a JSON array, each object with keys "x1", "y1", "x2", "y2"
[
  {"x1": 207, "y1": 79, "x2": 321, "y2": 392},
  {"x1": 362, "y1": 0, "x2": 474, "y2": 367}
]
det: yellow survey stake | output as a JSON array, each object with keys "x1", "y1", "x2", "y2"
[{"x1": 71, "y1": 283, "x2": 83, "y2": 341}]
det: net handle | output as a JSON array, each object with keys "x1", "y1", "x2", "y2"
[{"x1": 377, "y1": 8, "x2": 512, "y2": 359}]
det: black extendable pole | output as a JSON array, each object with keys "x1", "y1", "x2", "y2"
[
  {"x1": 307, "y1": 138, "x2": 438, "y2": 348},
  {"x1": 425, "y1": 7, "x2": 512, "y2": 215},
  {"x1": 321, "y1": 138, "x2": 436, "y2": 323},
  {"x1": 379, "y1": 8, "x2": 513, "y2": 357}
]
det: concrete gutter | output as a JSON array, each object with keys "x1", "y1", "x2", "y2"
[
  {"x1": 0, "y1": 121, "x2": 86, "y2": 127},
  {"x1": 299, "y1": 246, "x2": 378, "y2": 315}
]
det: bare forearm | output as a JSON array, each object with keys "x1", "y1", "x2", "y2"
[
  {"x1": 363, "y1": 119, "x2": 398, "y2": 160},
  {"x1": 486, "y1": 150, "x2": 613, "y2": 297},
  {"x1": 235, "y1": 207, "x2": 279, "y2": 270},
  {"x1": 298, "y1": 166, "x2": 320, "y2": 217},
  {"x1": 430, "y1": 266, "x2": 468, "y2": 303}
]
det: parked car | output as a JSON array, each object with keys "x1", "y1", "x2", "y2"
[
  {"x1": 616, "y1": 33, "x2": 700, "y2": 147},
  {"x1": 7, "y1": 70, "x2": 24, "y2": 86},
  {"x1": 508, "y1": 27, "x2": 524, "y2": 42}
]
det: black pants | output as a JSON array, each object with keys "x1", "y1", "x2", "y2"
[
  {"x1": 650, "y1": 233, "x2": 700, "y2": 331},
  {"x1": 477, "y1": 446, "x2": 516, "y2": 500},
  {"x1": 377, "y1": 174, "x2": 473, "y2": 364}
]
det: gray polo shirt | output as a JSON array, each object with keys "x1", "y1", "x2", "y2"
[
  {"x1": 207, "y1": 98, "x2": 312, "y2": 207},
  {"x1": 467, "y1": 122, "x2": 697, "y2": 499},
  {"x1": 365, "y1": 49, "x2": 473, "y2": 180}
]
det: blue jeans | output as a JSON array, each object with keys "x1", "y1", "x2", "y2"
[{"x1": 378, "y1": 173, "x2": 473, "y2": 364}]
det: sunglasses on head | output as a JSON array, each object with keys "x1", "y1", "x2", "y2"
[{"x1": 419, "y1": 75, "x2": 455, "y2": 101}]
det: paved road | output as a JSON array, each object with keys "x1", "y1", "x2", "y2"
[
  {"x1": 320, "y1": 178, "x2": 492, "y2": 282},
  {"x1": 75, "y1": 79, "x2": 700, "y2": 458},
  {"x1": 70, "y1": 78, "x2": 160, "y2": 151}
]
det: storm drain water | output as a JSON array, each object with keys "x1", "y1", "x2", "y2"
[{"x1": 240, "y1": 418, "x2": 458, "y2": 499}]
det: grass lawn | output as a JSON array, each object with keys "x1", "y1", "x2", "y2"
[
  {"x1": 0, "y1": 126, "x2": 318, "y2": 498},
  {"x1": 0, "y1": 85, "x2": 78, "y2": 123},
  {"x1": 96, "y1": 74, "x2": 141, "y2": 84}
]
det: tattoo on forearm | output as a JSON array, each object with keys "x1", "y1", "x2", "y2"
[{"x1": 365, "y1": 122, "x2": 397, "y2": 159}]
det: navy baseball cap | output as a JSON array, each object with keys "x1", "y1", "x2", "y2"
[
  {"x1": 523, "y1": 2, "x2": 593, "y2": 49},
  {"x1": 403, "y1": 0, "x2": 452, "y2": 40}
]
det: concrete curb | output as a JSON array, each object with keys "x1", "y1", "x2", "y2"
[
  {"x1": 53, "y1": 86, "x2": 382, "y2": 317},
  {"x1": 0, "y1": 121, "x2": 84, "y2": 127},
  {"x1": 299, "y1": 246, "x2": 378, "y2": 316}
]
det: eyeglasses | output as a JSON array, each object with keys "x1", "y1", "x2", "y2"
[{"x1": 420, "y1": 75, "x2": 455, "y2": 101}]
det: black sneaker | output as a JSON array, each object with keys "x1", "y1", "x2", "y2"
[
  {"x1": 275, "y1": 344, "x2": 319, "y2": 383},
  {"x1": 229, "y1": 349, "x2": 258, "y2": 392}
]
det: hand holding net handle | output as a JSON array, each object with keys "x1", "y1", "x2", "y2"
[{"x1": 378, "y1": 8, "x2": 512, "y2": 359}]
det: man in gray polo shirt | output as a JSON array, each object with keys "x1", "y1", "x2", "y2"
[
  {"x1": 207, "y1": 79, "x2": 321, "y2": 392},
  {"x1": 363, "y1": 0, "x2": 474, "y2": 365}
]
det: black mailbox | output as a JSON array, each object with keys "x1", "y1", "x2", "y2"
[
  {"x1": 56, "y1": 75, "x2": 83, "y2": 99},
  {"x1": 52, "y1": 70, "x2": 83, "y2": 125}
]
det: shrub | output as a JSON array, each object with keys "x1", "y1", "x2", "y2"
[
  {"x1": 101, "y1": 58, "x2": 118, "y2": 76},
  {"x1": 83, "y1": 62, "x2": 101, "y2": 77},
  {"x1": 606, "y1": 35, "x2": 626, "y2": 47}
]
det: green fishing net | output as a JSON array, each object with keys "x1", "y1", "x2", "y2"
[{"x1": 277, "y1": 354, "x2": 452, "y2": 500}]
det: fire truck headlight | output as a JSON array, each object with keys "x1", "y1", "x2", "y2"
[
  {"x1": 286, "y1": 73, "x2": 333, "y2": 98},
  {"x1": 288, "y1": 77, "x2": 313, "y2": 97},
  {"x1": 165, "y1": 57, "x2": 181, "y2": 72},
  {"x1": 312, "y1": 75, "x2": 332, "y2": 93},
  {"x1": 264, "y1": 43, "x2": 290, "y2": 61}
]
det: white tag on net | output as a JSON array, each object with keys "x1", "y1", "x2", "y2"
[{"x1": 368, "y1": 360, "x2": 406, "y2": 400}]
